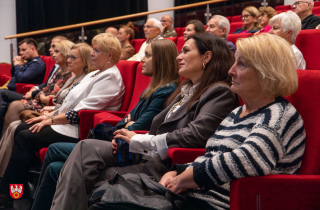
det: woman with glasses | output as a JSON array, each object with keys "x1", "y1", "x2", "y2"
[
  {"x1": 254, "y1": 6, "x2": 277, "y2": 35},
  {"x1": 184, "y1": 20, "x2": 206, "y2": 41},
  {"x1": 117, "y1": 22, "x2": 135, "y2": 60},
  {"x1": 0, "y1": 33, "x2": 125, "y2": 208},
  {"x1": 234, "y1": 6, "x2": 262, "y2": 34}
]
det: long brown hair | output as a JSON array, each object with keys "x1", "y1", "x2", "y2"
[
  {"x1": 166, "y1": 33, "x2": 233, "y2": 110},
  {"x1": 141, "y1": 39, "x2": 180, "y2": 99}
]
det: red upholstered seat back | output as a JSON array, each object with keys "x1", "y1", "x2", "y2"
[
  {"x1": 275, "y1": 5, "x2": 292, "y2": 12},
  {"x1": 295, "y1": 29, "x2": 320, "y2": 70},
  {"x1": 231, "y1": 15, "x2": 242, "y2": 23},
  {"x1": 40, "y1": 55, "x2": 55, "y2": 83},
  {"x1": 312, "y1": 6, "x2": 320, "y2": 14},
  {"x1": 116, "y1": 60, "x2": 139, "y2": 111},
  {"x1": 164, "y1": 37, "x2": 178, "y2": 45},
  {"x1": 315, "y1": 1, "x2": 320, "y2": 7},
  {"x1": 284, "y1": 70, "x2": 320, "y2": 175},
  {"x1": 174, "y1": 27, "x2": 182, "y2": 37},
  {"x1": 126, "y1": 62, "x2": 151, "y2": 112},
  {"x1": 227, "y1": 33, "x2": 252, "y2": 45},
  {"x1": 0, "y1": 63, "x2": 11, "y2": 76},
  {"x1": 176, "y1": 37, "x2": 185, "y2": 52},
  {"x1": 230, "y1": 22, "x2": 244, "y2": 34},
  {"x1": 131, "y1": 39, "x2": 146, "y2": 54}
]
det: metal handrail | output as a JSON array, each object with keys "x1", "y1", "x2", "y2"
[{"x1": 5, "y1": 0, "x2": 228, "y2": 40}]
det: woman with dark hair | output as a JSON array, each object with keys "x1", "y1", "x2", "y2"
[
  {"x1": 50, "y1": 33, "x2": 238, "y2": 210},
  {"x1": 184, "y1": 20, "x2": 206, "y2": 41},
  {"x1": 118, "y1": 22, "x2": 135, "y2": 60}
]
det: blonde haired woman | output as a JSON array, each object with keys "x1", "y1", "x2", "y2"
[
  {"x1": 234, "y1": 6, "x2": 262, "y2": 34},
  {"x1": 160, "y1": 34, "x2": 305, "y2": 209},
  {"x1": 118, "y1": 22, "x2": 135, "y2": 60},
  {"x1": 0, "y1": 34, "x2": 125, "y2": 207}
]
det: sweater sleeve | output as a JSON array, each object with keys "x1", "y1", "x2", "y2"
[{"x1": 192, "y1": 125, "x2": 285, "y2": 190}]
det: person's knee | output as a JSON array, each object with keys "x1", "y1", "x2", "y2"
[{"x1": 47, "y1": 162, "x2": 64, "y2": 183}]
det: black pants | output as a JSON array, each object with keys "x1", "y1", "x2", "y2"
[
  {"x1": 0, "y1": 89, "x2": 23, "y2": 134},
  {"x1": 0, "y1": 123, "x2": 79, "y2": 198}
]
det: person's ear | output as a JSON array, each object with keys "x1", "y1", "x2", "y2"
[
  {"x1": 221, "y1": 27, "x2": 227, "y2": 37},
  {"x1": 286, "y1": 29, "x2": 293, "y2": 39},
  {"x1": 203, "y1": 51, "x2": 212, "y2": 66},
  {"x1": 107, "y1": 51, "x2": 113, "y2": 63}
]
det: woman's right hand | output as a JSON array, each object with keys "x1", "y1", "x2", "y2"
[
  {"x1": 111, "y1": 139, "x2": 118, "y2": 155},
  {"x1": 25, "y1": 115, "x2": 49, "y2": 124},
  {"x1": 159, "y1": 171, "x2": 177, "y2": 188}
]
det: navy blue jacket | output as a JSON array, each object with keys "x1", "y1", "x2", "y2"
[
  {"x1": 8, "y1": 56, "x2": 46, "y2": 91},
  {"x1": 115, "y1": 82, "x2": 177, "y2": 131},
  {"x1": 224, "y1": 38, "x2": 236, "y2": 55},
  {"x1": 233, "y1": 27, "x2": 259, "y2": 34}
]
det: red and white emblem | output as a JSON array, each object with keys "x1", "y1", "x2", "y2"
[{"x1": 10, "y1": 184, "x2": 23, "y2": 199}]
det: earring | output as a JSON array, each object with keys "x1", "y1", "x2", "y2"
[
  {"x1": 108, "y1": 60, "x2": 110, "y2": 63},
  {"x1": 202, "y1": 62, "x2": 206, "y2": 70}
]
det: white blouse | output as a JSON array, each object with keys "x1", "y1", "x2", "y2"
[
  {"x1": 292, "y1": 44, "x2": 306, "y2": 70},
  {"x1": 51, "y1": 65, "x2": 125, "y2": 139}
]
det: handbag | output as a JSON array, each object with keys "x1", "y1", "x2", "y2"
[
  {"x1": 87, "y1": 123, "x2": 114, "y2": 142},
  {"x1": 88, "y1": 172, "x2": 186, "y2": 210}
]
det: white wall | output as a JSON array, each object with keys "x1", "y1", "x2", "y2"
[
  {"x1": 0, "y1": 0, "x2": 17, "y2": 63},
  {"x1": 284, "y1": 0, "x2": 295, "y2": 6},
  {"x1": 148, "y1": 0, "x2": 175, "y2": 27}
]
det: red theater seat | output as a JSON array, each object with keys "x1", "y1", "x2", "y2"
[
  {"x1": 230, "y1": 22, "x2": 244, "y2": 34},
  {"x1": 231, "y1": 15, "x2": 242, "y2": 23},
  {"x1": 295, "y1": 29, "x2": 320, "y2": 70},
  {"x1": 227, "y1": 33, "x2": 252, "y2": 45},
  {"x1": 313, "y1": 6, "x2": 320, "y2": 14},
  {"x1": 176, "y1": 37, "x2": 185, "y2": 52},
  {"x1": 131, "y1": 39, "x2": 146, "y2": 54},
  {"x1": 164, "y1": 37, "x2": 178, "y2": 44},
  {"x1": 275, "y1": 5, "x2": 291, "y2": 12}
]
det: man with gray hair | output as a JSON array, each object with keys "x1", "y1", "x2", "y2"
[
  {"x1": 292, "y1": 0, "x2": 320, "y2": 29},
  {"x1": 206, "y1": 15, "x2": 236, "y2": 54},
  {"x1": 128, "y1": 18, "x2": 163, "y2": 61},
  {"x1": 269, "y1": 11, "x2": 306, "y2": 69},
  {"x1": 161, "y1": 15, "x2": 177, "y2": 37}
]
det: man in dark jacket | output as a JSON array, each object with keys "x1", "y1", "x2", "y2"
[{"x1": 292, "y1": 0, "x2": 320, "y2": 29}]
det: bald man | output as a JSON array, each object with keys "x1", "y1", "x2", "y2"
[
  {"x1": 105, "y1": 27, "x2": 118, "y2": 37},
  {"x1": 161, "y1": 15, "x2": 177, "y2": 37}
]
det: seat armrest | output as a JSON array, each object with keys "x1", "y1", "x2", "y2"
[
  {"x1": 167, "y1": 148, "x2": 206, "y2": 165},
  {"x1": 16, "y1": 83, "x2": 38, "y2": 94},
  {"x1": 230, "y1": 174, "x2": 320, "y2": 210}
]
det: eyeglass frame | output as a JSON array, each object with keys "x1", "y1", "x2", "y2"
[
  {"x1": 291, "y1": 1, "x2": 309, "y2": 7},
  {"x1": 241, "y1": 14, "x2": 253, "y2": 20},
  {"x1": 67, "y1": 54, "x2": 77, "y2": 62},
  {"x1": 143, "y1": 25, "x2": 157, "y2": 29},
  {"x1": 258, "y1": 13, "x2": 265, "y2": 18}
]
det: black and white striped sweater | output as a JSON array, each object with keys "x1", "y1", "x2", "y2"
[{"x1": 177, "y1": 97, "x2": 306, "y2": 209}]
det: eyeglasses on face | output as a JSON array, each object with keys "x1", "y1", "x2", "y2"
[
  {"x1": 241, "y1": 14, "x2": 253, "y2": 20},
  {"x1": 292, "y1": 1, "x2": 309, "y2": 7},
  {"x1": 143, "y1": 25, "x2": 156, "y2": 29},
  {"x1": 258, "y1": 13, "x2": 265, "y2": 18},
  {"x1": 160, "y1": 20, "x2": 169, "y2": 22},
  {"x1": 67, "y1": 54, "x2": 76, "y2": 62}
]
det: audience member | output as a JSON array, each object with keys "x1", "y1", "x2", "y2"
[
  {"x1": 49, "y1": 33, "x2": 238, "y2": 210},
  {"x1": 2, "y1": 40, "x2": 74, "y2": 136},
  {"x1": 0, "y1": 38, "x2": 48, "y2": 135},
  {"x1": 160, "y1": 33, "x2": 305, "y2": 210},
  {"x1": 0, "y1": 40, "x2": 74, "y2": 177},
  {"x1": 31, "y1": 38, "x2": 181, "y2": 210},
  {"x1": 0, "y1": 33, "x2": 125, "y2": 208},
  {"x1": 254, "y1": 6, "x2": 277, "y2": 35},
  {"x1": 184, "y1": 20, "x2": 206, "y2": 41},
  {"x1": 234, "y1": 6, "x2": 262, "y2": 34},
  {"x1": 128, "y1": 18, "x2": 163, "y2": 61},
  {"x1": 105, "y1": 27, "x2": 118, "y2": 37},
  {"x1": 206, "y1": 15, "x2": 236, "y2": 54},
  {"x1": 117, "y1": 22, "x2": 135, "y2": 60},
  {"x1": 161, "y1": 15, "x2": 177, "y2": 37},
  {"x1": 269, "y1": 11, "x2": 306, "y2": 69},
  {"x1": 292, "y1": 0, "x2": 320, "y2": 29}
]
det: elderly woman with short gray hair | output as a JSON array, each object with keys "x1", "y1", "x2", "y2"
[{"x1": 269, "y1": 11, "x2": 306, "y2": 69}]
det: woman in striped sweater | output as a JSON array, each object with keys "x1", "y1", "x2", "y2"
[{"x1": 160, "y1": 34, "x2": 306, "y2": 209}]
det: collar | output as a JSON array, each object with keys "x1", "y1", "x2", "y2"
[
  {"x1": 302, "y1": 13, "x2": 314, "y2": 21},
  {"x1": 180, "y1": 83, "x2": 199, "y2": 98},
  {"x1": 146, "y1": 34, "x2": 162, "y2": 44}
]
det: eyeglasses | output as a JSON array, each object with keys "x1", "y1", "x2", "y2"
[
  {"x1": 292, "y1": 1, "x2": 309, "y2": 7},
  {"x1": 160, "y1": 20, "x2": 169, "y2": 22},
  {"x1": 241, "y1": 14, "x2": 253, "y2": 20},
  {"x1": 67, "y1": 54, "x2": 76, "y2": 62},
  {"x1": 258, "y1": 13, "x2": 265, "y2": 18},
  {"x1": 143, "y1": 25, "x2": 156, "y2": 29}
]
